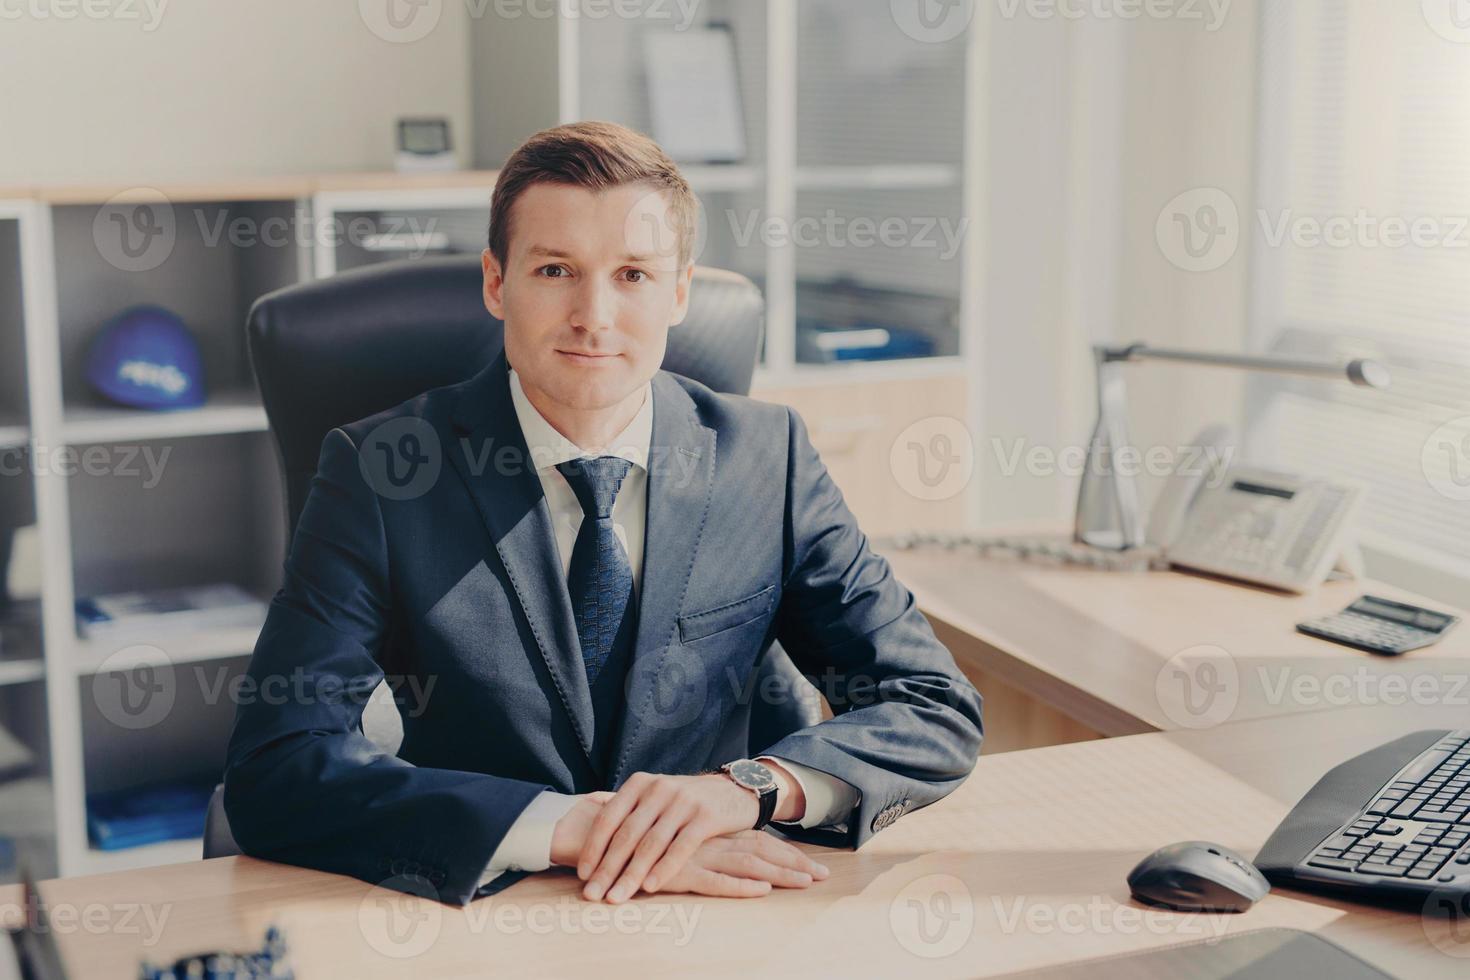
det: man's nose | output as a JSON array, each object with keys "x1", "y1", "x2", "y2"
[{"x1": 569, "y1": 277, "x2": 616, "y2": 333}]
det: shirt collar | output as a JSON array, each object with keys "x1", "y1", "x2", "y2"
[{"x1": 508, "y1": 364, "x2": 653, "y2": 473}]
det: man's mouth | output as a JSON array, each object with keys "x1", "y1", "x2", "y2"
[{"x1": 557, "y1": 349, "x2": 621, "y2": 364}]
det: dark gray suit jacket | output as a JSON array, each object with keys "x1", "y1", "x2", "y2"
[{"x1": 224, "y1": 350, "x2": 983, "y2": 905}]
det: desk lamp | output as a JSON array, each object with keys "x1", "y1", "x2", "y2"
[{"x1": 1076, "y1": 343, "x2": 1392, "y2": 551}]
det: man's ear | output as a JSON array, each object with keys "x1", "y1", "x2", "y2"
[
  {"x1": 482, "y1": 248, "x2": 506, "y2": 320},
  {"x1": 668, "y1": 261, "x2": 695, "y2": 327}
]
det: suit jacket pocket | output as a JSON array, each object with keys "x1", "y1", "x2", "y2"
[{"x1": 678, "y1": 585, "x2": 777, "y2": 644}]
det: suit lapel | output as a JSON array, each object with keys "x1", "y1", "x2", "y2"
[
  {"x1": 609, "y1": 371, "x2": 717, "y2": 786},
  {"x1": 447, "y1": 352, "x2": 599, "y2": 773}
]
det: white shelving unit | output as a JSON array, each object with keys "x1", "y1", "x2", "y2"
[
  {"x1": 0, "y1": 193, "x2": 291, "y2": 880},
  {"x1": 0, "y1": 1, "x2": 984, "y2": 883}
]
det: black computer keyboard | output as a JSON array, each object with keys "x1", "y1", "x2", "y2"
[{"x1": 1294, "y1": 730, "x2": 1470, "y2": 894}]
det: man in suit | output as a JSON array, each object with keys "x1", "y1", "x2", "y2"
[{"x1": 224, "y1": 121, "x2": 984, "y2": 908}]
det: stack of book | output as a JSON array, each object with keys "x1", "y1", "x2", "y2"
[{"x1": 74, "y1": 583, "x2": 266, "y2": 642}]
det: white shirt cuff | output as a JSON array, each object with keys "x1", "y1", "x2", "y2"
[
  {"x1": 757, "y1": 755, "x2": 861, "y2": 830},
  {"x1": 478, "y1": 790, "x2": 580, "y2": 888}
]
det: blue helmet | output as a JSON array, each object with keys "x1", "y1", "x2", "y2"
[{"x1": 85, "y1": 306, "x2": 207, "y2": 410}]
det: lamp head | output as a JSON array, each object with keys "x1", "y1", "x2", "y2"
[{"x1": 1346, "y1": 359, "x2": 1391, "y2": 389}]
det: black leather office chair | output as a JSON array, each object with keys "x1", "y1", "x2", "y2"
[{"x1": 205, "y1": 257, "x2": 824, "y2": 859}]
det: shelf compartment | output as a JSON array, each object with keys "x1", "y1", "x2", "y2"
[
  {"x1": 792, "y1": 184, "x2": 966, "y2": 366},
  {"x1": 0, "y1": 776, "x2": 57, "y2": 885},
  {"x1": 0, "y1": 217, "x2": 31, "y2": 433},
  {"x1": 0, "y1": 421, "x2": 27, "y2": 450},
  {"x1": 50, "y1": 200, "x2": 301, "y2": 421},
  {"x1": 60, "y1": 387, "x2": 267, "y2": 444},
  {"x1": 78, "y1": 836, "x2": 202, "y2": 876},
  {"x1": 0, "y1": 599, "x2": 44, "y2": 688},
  {"x1": 67, "y1": 433, "x2": 286, "y2": 612},
  {"x1": 72, "y1": 617, "x2": 264, "y2": 677},
  {"x1": 576, "y1": 0, "x2": 769, "y2": 169},
  {"x1": 796, "y1": 0, "x2": 968, "y2": 168}
]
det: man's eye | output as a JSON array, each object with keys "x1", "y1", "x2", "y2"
[
  {"x1": 623, "y1": 269, "x2": 647, "y2": 283},
  {"x1": 538, "y1": 264, "x2": 568, "y2": 278}
]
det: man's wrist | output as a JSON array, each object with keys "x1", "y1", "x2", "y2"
[
  {"x1": 549, "y1": 795, "x2": 604, "y2": 868},
  {"x1": 756, "y1": 757, "x2": 806, "y2": 823}
]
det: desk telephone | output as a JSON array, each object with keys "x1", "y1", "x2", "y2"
[
  {"x1": 891, "y1": 425, "x2": 1364, "y2": 594},
  {"x1": 1146, "y1": 426, "x2": 1364, "y2": 592}
]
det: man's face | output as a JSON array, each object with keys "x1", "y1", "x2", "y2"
[{"x1": 482, "y1": 181, "x2": 693, "y2": 412}]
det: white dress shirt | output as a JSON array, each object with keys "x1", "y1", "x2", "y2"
[{"x1": 479, "y1": 366, "x2": 860, "y2": 889}]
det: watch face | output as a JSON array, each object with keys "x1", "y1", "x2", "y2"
[{"x1": 726, "y1": 759, "x2": 777, "y2": 792}]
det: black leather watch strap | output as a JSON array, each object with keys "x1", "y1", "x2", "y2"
[{"x1": 753, "y1": 782, "x2": 779, "y2": 831}]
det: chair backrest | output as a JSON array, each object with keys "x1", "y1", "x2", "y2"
[{"x1": 246, "y1": 256, "x2": 765, "y2": 536}]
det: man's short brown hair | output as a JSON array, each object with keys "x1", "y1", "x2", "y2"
[{"x1": 488, "y1": 120, "x2": 698, "y2": 270}]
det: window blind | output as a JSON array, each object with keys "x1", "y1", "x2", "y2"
[{"x1": 1250, "y1": 0, "x2": 1470, "y2": 565}]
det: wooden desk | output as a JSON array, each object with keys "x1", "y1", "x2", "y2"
[
  {"x1": 881, "y1": 543, "x2": 1470, "y2": 751},
  {"x1": 5, "y1": 705, "x2": 1469, "y2": 978}
]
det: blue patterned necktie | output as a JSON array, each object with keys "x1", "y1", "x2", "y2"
[{"x1": 556, "y1": 456, "x2": 636, "y2": 688}]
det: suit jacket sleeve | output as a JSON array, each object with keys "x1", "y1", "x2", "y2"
[
  {"x1": 757, "y1": 407, "x2": 984, "y2": 849},
  {"x1": 224, "y1": 427, "x2": 553, "y2": 906}
]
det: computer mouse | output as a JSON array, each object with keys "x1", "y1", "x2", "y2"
[{"x1": 1127, "y1": 841, "x2": 1270, "y2": 912}]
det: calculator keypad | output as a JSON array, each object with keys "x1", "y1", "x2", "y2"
[{"x1": 1299, "y1": 611, "x2": 1439, "y2": 654}]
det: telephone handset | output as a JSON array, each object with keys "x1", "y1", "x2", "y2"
[{"x1": 1149, "y1": 426, "x2": 1364, "y2": 593}]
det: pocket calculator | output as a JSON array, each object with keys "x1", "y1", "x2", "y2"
[{"x1": 1297, "y1": 594, "x2": 1459, "y2": 655}]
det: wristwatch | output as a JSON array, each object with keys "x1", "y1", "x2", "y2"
[{"x1": 719, "y1": 758, "x2": 780, "y2": 831}]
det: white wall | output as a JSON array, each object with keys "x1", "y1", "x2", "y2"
[
  {"x1": 978, "y1": 7, "x2": 1083, "y2": 525},
  {"x1": 468, "y1": 7, "x2": 560, "y2": 169},
  {"x1": 0, "y1": 2, "x2": 476, "y2": 183},
  {"x1": 1113, "y1": 2, "x2": 1259, "y2": 506},
  {"x1": 976, "y1": 1, "x2": 1260, "y2": 527}
]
